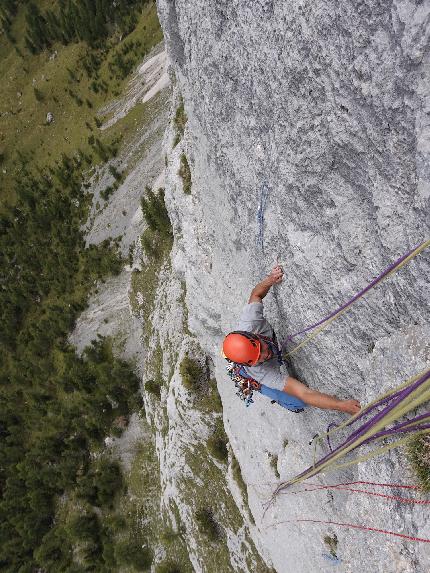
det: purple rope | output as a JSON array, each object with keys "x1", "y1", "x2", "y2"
[
  {"x1": 361, "y1": 413, "x2": 430, "y2": 445},
  {"x1": 283, "y1": 241, "x2": 424, "y2": 345},
  {"x1": 344, "y1": 387, "x2": 406, "y2": 429},
  {"x1": 359, "y1": 423, "x2": 430, "y2": 445},
  {"x1": 337, "y1": 371, "x2": 430, "y2": 450},
  {"x1": 285, "y1": 370, "x2": 430, "y2": 485},
  {"x1": 322, "y1": 388, "x2": 405, "y2": 451},
  {"x1": 324, "y1": 390, "x2": 422, "y2": 452}
]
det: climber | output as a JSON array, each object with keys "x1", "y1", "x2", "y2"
[{"x1": 223, "y1": 265, "x2": 361, "y2": 415}]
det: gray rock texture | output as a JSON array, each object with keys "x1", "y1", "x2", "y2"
[{"x1": 157, "y1": 1, "x2": 430, "y2": 571}]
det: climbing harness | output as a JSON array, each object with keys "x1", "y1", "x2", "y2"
[
  {"x1": 281, "y1": 239, "x2": 430, "y2": 357},
  {"x1": 224, "y1": 335, "x2": 306, "y2": 413},
  {"x1": 225, "y1": 359, "x2": 305, "y2": 412},
  {"x1": 223, "y1": 333, "x2": 283, "y2": 407}
]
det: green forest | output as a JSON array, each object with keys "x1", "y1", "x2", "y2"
[
  {"x1": 2, "y1": 0, "x2": 144, "y2": 51},
  {"x1": 0, "y1": 1, "x2": 164, "y2": 571}
]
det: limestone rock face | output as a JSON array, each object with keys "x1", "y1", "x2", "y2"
[{"x1": 157, "y1": 1, "x2": 430, "y2": 572}]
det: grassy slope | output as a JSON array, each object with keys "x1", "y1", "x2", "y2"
[
  {"x1": 129, "y1": 248, "x2": 196, "y2": 571},
  {"x1": 124, "y1": 421, "x2": 195, "y2": 573},
  {"x1": 0, "y1": 1, "x2": 162, "y2": 204}
]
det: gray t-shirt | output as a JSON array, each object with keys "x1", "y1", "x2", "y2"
[{"x1": 236, "y1": 302, "x2": 287, "y2": 390}]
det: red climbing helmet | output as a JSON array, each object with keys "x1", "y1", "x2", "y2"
[{"x1": 222, "y1": 331, "x2": 262, "y2": 366}]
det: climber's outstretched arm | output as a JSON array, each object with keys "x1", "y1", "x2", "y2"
[
  {"x1": 283, "y1": 376, "x2": 361, "y2": 415},
  {"x1": 248, "y1": 265, "x2": 283, "y2": 303}
]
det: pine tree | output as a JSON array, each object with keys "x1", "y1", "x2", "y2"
[
  {"x1": 25, "y1": 3, "x2": 49, "y2": 52},
  {"x1": 45, "y1": 9, "x2": 61, "y2": 43}
]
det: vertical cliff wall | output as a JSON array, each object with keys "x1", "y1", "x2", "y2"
[{"x1": 157, "y1": 1, "x2": 430, "y2": 571}]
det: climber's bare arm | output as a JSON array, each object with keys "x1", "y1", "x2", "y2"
[
  {"x1": 283, "y1": 376, "x2": 361, "y2": 415},
  {"x1": 248, "y1": 265, "x2": 283, "y2": 303}
]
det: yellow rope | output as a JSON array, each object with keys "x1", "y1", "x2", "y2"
[
  {"x1": 284, "y1": 239, "x2": 430, "y2": 357},
  {"x1": 319, "y1": 430, "x2": 430, "y2": 476},
  {"x1": 311, "y1": 369, "x2": 428, "y2": 457},
  {"x1": 278, "y1": 369, "x2": 430, "y2": 490},
  {"x1": 275, "y1": 241, "x2": 430, "y2": 492}
]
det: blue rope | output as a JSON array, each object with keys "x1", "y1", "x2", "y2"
[{"x1": 257, "y1": 181, "x2": 270, "y2": 253}]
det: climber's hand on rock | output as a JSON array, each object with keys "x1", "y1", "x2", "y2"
[
  {"x1": 268, "y1": 265, "x2": 283, "y2": 285},
  {"x1": 340, "y1": 399, "x2": 361, "y2": 415},
  {"x1": 249, "y1": 265, "x2": 284, "y2": 303}
]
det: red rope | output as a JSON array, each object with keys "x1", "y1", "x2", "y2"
[
  {"x1": 285, "y1": 484, "x2": 430, "y2": 505},
  {"x1": 271, "y1": 518, "x2": 430, "y2": 543},
  {"x1": 251, "y1": 479, "x2": 420, "y2": 490},
  {"x1": 267, "y1": 481, "x2": 430, "y2": 542},
  {"x1": 307, "y1": 480, "x2": 420, "y2": 490}
]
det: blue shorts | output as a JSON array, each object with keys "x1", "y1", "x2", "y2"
[{"x1": 260, "y1": 384, "x2": 306, "y2": 412}]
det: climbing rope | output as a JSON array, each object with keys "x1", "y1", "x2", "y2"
[
  {"x1": 279, "y1": 480, "x2": 430, "y2": 505},
  {"x1": 312, "y1": 369, "x2": 430, "y2": 463},
  {"x1": 272, "y1": 368, "x2": 430, "y2": 493},
  {"x1": 269, "y1": 518, "x2": 430, "y2": 543},
  {"x1": 311, "y1": 479, "x2": 420, "y2": 490},
  {"x1": 311, "y1": 369, "x2": 428, "y2": 455},
  {"x1": 254, "y1": 240, "x2": 430, "y2": 541},
  {"x1": 261, "y1": 475, "x2": 430, "y2": 544},
  {"x1": 282, "y1": 239, "x2": 430, "y2": 357},
  {"x1": 256, "y1": 181, "x2": 270, "y2": 254}
]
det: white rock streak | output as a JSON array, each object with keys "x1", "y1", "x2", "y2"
[{"x1": 101, "y1": 43, "x2": 169, "y2": 130}]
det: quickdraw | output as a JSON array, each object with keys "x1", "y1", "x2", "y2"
[
  {"x1": 225, "y1": 360, "x2": 261, "y2": 407},
  {"x1": 257, "y1": 181, "x2": 270, "y2": 254}
]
